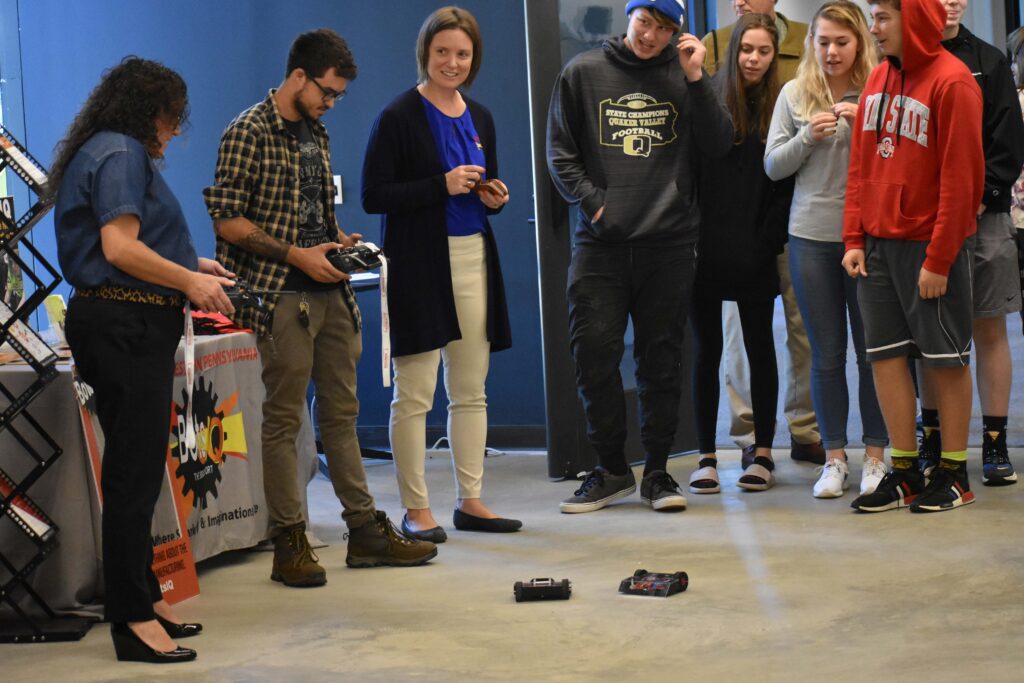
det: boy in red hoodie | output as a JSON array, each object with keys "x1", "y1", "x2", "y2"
[{"x1": 841, "y1": 0, "x2": 984, "y2": 512}]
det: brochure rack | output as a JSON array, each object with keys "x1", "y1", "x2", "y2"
[{"x1": 0, "y1": 124, "x2": 91, "y2": 642}]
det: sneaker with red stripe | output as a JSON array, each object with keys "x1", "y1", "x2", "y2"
[
  {"x1": 909, "y1": 462, "x2": 974, "y2": 513},
  {"x1": 850, "y1": 467, "x2": 924, "y2": 513}
]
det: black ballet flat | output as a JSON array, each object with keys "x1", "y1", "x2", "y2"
[
  {"x1": 110, "y1": 623, "x2": 197, "y2": 664},
  {"x1": 400, "y1": 514, "x2": 448, "y2": 543},
  {"x1": 155, "y1": 613, "x2": 203, "y2": 638},
  {"x1": 453, "y1": 508, "x2": 523, "y2": 533}
]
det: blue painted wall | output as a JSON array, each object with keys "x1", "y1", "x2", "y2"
[{"x1": 15, "y1": 0, "x2": 544, "y2": 433}]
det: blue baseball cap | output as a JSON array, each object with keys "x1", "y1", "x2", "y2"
[{"x1": 625, "y1": 0, "x2": 686, "y2": 28}]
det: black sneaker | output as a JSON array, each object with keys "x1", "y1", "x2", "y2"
[
  {"x1": 910, "y1": 461, "x2": 975, "y2": 513},
  {"x1": 559, "y1": 467, "x2": 636, "y2": 514},
  {"x1": 640, "y1": 471, "x2": 687, "y2": 511},
  {"x1": 917, "y1": 427, "x2": 941, "y2": 479},
  {"x1": 982, "y1": 432, "x2": 1018, "y2": 486},
  {"x1": 850, "y1": 467, "x2": 924, "y2": 513}
]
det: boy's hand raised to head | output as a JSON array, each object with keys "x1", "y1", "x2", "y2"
[{"x1": 677, "y1": 34, "x2": 705, "y2": 82}]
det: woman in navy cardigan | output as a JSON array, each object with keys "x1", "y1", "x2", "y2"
[{"x1": 361, "y1": 6, "x2": 518, "y2": 542}]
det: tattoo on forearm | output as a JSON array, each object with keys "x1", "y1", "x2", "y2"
[{"x1": 239, "y1": 227, "x2": 291, "y2": 262}]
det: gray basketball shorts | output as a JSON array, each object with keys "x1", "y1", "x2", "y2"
[
  {"x1": 857, "y1": 235, "x2": 974, "y2": 368},
  {"x1": 973, "y1": 212, "x2": 1021, "y2": 317}
]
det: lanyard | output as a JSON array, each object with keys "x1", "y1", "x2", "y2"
[
  {"x1": 183, "y1": 303, "x2": 196, "y2": 450},
  {"x1": 378, "y1": 253, "x2": 391, "y2": 388}
]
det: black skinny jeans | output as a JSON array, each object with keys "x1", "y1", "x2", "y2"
[
  {"x1": 567, "y1": 242, "x2": 695, "y2": 474},
  {"x1": 64, "y1": 296, "x2": 183, "y2": 623},
  {"x1": 691, "y1": 295, "x2": 778, "y2": 453}
]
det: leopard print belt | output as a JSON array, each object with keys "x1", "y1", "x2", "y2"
[{"x1": 76, "y1": 286, "x2": 184, "y2": 308}]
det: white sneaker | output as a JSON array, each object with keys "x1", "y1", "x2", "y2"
[
  {"x1": 860, "y1": 456, "x2": 887, "y2": 495},
  {"x1": 812, "y1": 459, "x2": 849, "y2": 498}
]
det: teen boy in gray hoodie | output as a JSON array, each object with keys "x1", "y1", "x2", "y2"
[{"x1": 547, "y1": 0, "x2": 732, "y2": 513}]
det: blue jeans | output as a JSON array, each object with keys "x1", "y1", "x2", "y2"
[{"x1": 788, "y1": 236, "x2": 888, "y2": 450}]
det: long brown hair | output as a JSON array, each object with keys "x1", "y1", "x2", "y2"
[{"x1": 719, "y1": 13, "x2": 780, "y2": 143}]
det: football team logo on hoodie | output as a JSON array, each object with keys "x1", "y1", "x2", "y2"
[{"x1": 599, "y1": 93, "x2": 678, "y2": 157}]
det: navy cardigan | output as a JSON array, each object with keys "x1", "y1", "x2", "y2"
[{"x1": 361, "y1": 87, "x2": 512, "y2": 357}]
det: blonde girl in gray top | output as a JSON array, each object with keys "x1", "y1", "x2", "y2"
[{"x1": 764, "y1": 0, "x2": 886, "y2": 500}]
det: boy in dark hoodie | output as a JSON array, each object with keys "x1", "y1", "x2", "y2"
[
  {"x1": 841, "y1": 0, "x2": 984, "y2": 513},
  {"x1": 547, "y1": 0, "x2": 732, "y2": 514}
]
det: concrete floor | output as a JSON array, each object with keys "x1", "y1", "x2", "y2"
[{"x1": 5, "y1": 449, "x2": 1024, "y2": 681}]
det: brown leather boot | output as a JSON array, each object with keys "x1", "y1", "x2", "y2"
[
  {"x1": 345, "y1": 511, "x2": 438, "y2": 568},
  {"x1": 271, "y1": 523, "x2": 327, "y2": 587},
  {"x1": 790, "y1": 438, "x2": 826, "y2": 465}
]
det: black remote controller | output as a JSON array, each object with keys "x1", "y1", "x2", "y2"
[{"x1": 326, "y1": 243, "x2": 384, "y2": 273}]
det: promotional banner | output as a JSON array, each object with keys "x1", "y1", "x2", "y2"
[{"x1": 166, "y1": 333, "x2": 270, "y2": 560}]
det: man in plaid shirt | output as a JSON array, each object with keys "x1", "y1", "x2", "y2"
[{"x1": 204, "y1": 28, "x2": 436, "y2": 587}]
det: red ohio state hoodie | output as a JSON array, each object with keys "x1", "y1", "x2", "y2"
[{"x1": 842, "y1": 0, "x2": 983, "y2": 276}]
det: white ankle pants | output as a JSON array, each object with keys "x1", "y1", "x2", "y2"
[{"x1": 389, "y1": 234, "x2": 491, "y2": 509}]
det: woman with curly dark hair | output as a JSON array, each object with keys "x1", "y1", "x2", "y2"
[{"x1": 53, "y1": 57, "x2": 234, "y2": 663}]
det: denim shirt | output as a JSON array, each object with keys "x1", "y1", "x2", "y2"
[{"x1": 54, "y1": 131, "x2": 198, "y2": 294}]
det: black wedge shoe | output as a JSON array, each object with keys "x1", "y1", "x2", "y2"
[
  {"x1": 110, "y1": 623, "x2": 197, "y2": 663},
  {"x1": 155, "y1": 614, "x2": 203, "y2": 639}
]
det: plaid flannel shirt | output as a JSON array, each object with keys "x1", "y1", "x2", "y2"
[{"x1": 203, "y1": 90, "x2": 360, "y2": 335}]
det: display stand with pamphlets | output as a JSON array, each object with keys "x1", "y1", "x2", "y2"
[{"x1": 0, "y1": 124, "x2": 91, "y2": 642}]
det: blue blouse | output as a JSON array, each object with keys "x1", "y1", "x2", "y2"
[
  {"x1": 421, "y1": 96, "x2": 487, "y2": 237},
  {"x1": 54, "y1": 131, "x2": 198, "y2": 295}
]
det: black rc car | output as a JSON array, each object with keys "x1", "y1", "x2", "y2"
[{"x1": 513, "y1": 578, "x2": 572, "y2": 602}]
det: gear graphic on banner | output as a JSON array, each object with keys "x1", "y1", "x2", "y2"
[{"x1": 169, "y1": 377, "x2": 248, "y2": 509}]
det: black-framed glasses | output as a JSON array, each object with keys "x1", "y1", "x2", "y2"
[{"x1": 309, "y1": 77, "x2": 346, "y2": 103}]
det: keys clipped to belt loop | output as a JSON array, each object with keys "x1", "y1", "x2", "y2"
[
  {"x1": 379, "y1": 254, "x2": 391, "y2": 388},
  {"x1": 298, "y1": 293, "x2": 310, "y2": 329}
]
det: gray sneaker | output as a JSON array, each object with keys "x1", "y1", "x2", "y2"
[
  {"x1": 640, "y1": 470, "x2": 687, "y2": 511},
  {"x1": 559, "y1": 467, "x2": 636, "y2": 513}
]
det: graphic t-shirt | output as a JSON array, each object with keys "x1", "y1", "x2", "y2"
[{"x1": 282, "y1": 117, "x2": 338, "y2": 291}]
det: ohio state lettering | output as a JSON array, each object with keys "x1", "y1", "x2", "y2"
[{"x1": 862, "y1": 93, "x2": 931, "y2": 154}]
